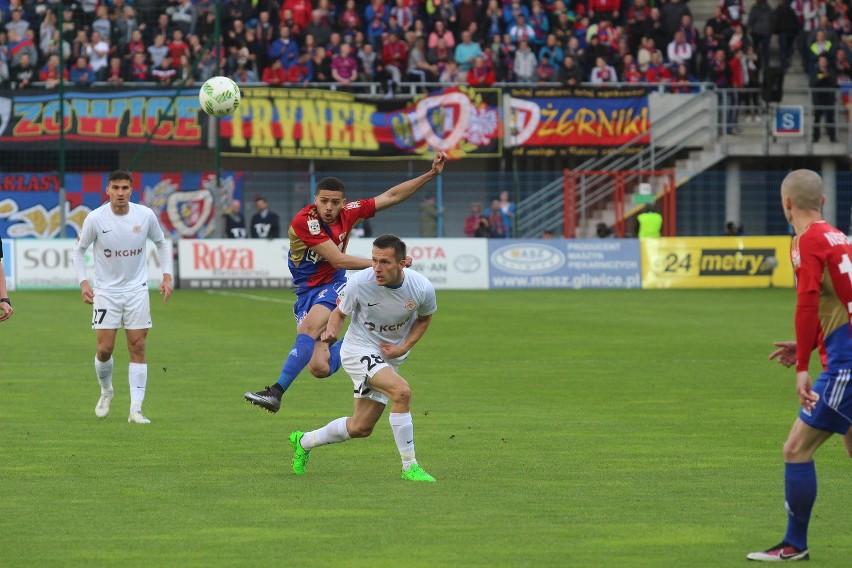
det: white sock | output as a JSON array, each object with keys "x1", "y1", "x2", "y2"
[
  {"x1": 389, "y1": 412, "x2": 416, "y2": 470},
  {"x1": 95, "y1": 356, "x2": 113, "y2": 393},
  {"x1": 301, "y1": 417, "x2": 351, "y2": 451},
  {"x1": 128, "y1": 362, "x2": 147, "y2": 413}
]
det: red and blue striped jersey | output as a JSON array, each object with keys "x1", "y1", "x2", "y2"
[
  {"x1": 792, "y1": 220, "x2": 852, "y2": 373},
  {"x1": 287, "y1": 198, "x2": 376, "y2": 289}
]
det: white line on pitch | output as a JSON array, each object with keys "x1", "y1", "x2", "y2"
[{"x1": 205, "y1": 290, "x2": 294, "y2": 304}]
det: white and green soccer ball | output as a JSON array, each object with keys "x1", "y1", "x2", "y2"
[{"x1": 199, "y1": 76, "x2": 241, "y2": 117}]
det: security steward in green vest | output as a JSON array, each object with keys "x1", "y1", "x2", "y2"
[{"x1": 637, "y1": 204, "x2": 663, "y2": 238}]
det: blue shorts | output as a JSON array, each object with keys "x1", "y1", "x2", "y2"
[
  {"x1": 293, "y1": 280, "x2": 347, "y2": 325},
  {"x1": 799, "y1": 369, "x2": 852, "y2": 434}
]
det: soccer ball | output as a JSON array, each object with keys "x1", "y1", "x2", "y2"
[{"x1": 199, "y1": 76, "x2": 241, "y2": 117}]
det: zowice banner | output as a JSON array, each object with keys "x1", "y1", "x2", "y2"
[
  {"x1": 508, "y1": 86, "x2": 650, "y2": 158},
  {"x1": 0, "y1": 88, "x2": 205, "y2": 146},
  {"x1": 219, "y1": 86, "x2": 501, "y2": 159}
]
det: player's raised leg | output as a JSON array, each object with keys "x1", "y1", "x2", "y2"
[{"x1": 245, "y1": 301, "x2": 333, "y2": 413}]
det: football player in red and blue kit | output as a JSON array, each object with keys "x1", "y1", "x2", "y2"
[
  {"x1": 748, "y1": 170, "x2": 852, "y2": 563},
  {"x1": 245, "y1": 152, "x2": 448, "y2": 414}
]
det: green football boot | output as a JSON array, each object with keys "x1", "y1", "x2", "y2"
[
  {"x1": 401, "y1": 463, "x2": 436, "y2": 482},
  {"x1": 289, "y1": 431, "x2": 311, "y2": 475}
]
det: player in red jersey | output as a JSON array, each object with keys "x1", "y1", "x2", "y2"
[
  {"x1": 748, "y1": 170, "x2": 852, "y2": 562},
  {"x1": 245, "y1": 152, "x2": 448, "y2": 414}
]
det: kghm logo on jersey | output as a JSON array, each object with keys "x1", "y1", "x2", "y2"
[
  {"x1": 404, "y1": 299, "x2": 416, "y2": 311},
  {"x1": 104, "y1": 247, "x2": 144, "y2": 258}
]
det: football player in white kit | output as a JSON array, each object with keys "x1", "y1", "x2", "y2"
[
  {"x1": 289, "y1": 235, "x2": 438, "y2": 481},
  {"x1": 72, "y1": 171, "x2": 174, "y2": 424}
]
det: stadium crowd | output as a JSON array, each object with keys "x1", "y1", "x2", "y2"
[{"x1": 0, "y1": 0, "x2": 850, "y2": 93}]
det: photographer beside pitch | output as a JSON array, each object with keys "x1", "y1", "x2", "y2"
[
  {"x1": 748, "y1": 169, "x2": 852, "y2": 562},
  {"x1": 288, "y1": 235, "x2": 438, "y2": 482},
  {"x1": 72, "y1": 170, "x2": 174, "y2": 424}
]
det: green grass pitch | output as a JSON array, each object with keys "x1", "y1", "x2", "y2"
[{"x1": 1, "y1": 288, "x2": 849, "y2": 567}]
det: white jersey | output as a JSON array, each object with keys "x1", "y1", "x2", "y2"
[
  {"x1": 73, "y1": 202, "x2": 173, "y2": 293},
  {"x1": 339, "y1": 267, "x2": 437, "y2": 359}
]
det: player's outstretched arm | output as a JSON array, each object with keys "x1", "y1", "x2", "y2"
[
  {"x1": 311, "y1": 240, "x2": 372, "y2": 270},
  {"x1": 321, "y1": 308, "x2": 347, "y2": 344},
  {"x1": 373, "y1": 152, "x2": 448, "y2": 212}
]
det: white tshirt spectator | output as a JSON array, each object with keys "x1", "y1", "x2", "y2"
[
  {"x1": 666, "y1": 31, "x2": 693, "y2": 67},
  {"x1": 86, "y1": 31, "x2": 110, "y2": 73},
  {"x1": 5, "y1": 9, "x2": 30, "y2": 39},
  {"x1": 147, "y1": 35, "x2": 169, "y2": 68},
  {"x1": 590, "y1": 57, "x2": 618, "y2": 83}
]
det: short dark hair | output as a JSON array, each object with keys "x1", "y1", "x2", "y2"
[
  {"x1": 108, "y1": 170, "x2": 132, "y2": 183},
  {"x1": 316, "y1": 177, "x2": 345, "y2": 194},
  {"x1": 373, "y1": 234, "x2": 406, "y2": 261}
]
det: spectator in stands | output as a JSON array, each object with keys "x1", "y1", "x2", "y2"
[
  {"x1": 233, "y1": 59, "x2": 259, "y2": 83},
  {"x1": 7, "y1": 28, "x2": 35, "y2": 67},
  {"x1": 92, "y1": 5, "x2": 111, "y2": 40},
  {"x1": 455, "y1": 30, "x2": 483, "y2": 72},
  {"x1": 667, "y1": 29, "x2": 694, "y2": 71},
  {"x1": 103, "y1": 57, "x2": 125, "y2": 85},
  {"x1": 727, "y1": 23, "x2": 750, "y2": 54},
  {"x1": 539, "y1": 34, "x2": 564, "y2": 72},
  {"x1": 224, "y1": 0, "x2": 253, "y2": 30},
  {"x1": 773, "y1": 0, "x2": 799, "y2": 71},
  {"x1": 311, "y1": 45, "x2": 332, "y2": 82},
  {"x1": 42, "y1": 29, "x2": 70, "y2": 66},
  {"x1": 407, "y1": 37, "x2": 436, "y2": 83},
  {"x1": 704, "y1": 6, "x2": 727, "y2": 38},
  {"x1": 742, "y1": 44, "x2": 761, "y2": 120},
  {"x1": 835, "y1": 48, "x2": 852, "y2": 83},
  {"x1": 699, "y1": 25, "x2": 722, "y2": 78},
  {"x1": 509, "y1": 14, "x2": 536, "y2": 45},
  {"x1": 150, "y1": 13, "x2": 174, "y2": 43},
  {"x1": 464, "y1": 202, "x2": 484, "y2": 237},
  {"x1": 720, "y1": 0, "x2": 745, "y2": 28},
  {"x1": 114, "y1": 7, "x2": 139, "y2": 58},
  {"x1": 0, "y1": 31, "x2": 9, "y2": 86},
  {"x1": 811, "y1": 54, "x2": 838, "y2": 142},
  {"x1": 148, "y1": 33, "x2": 169, "y2": 68},
  {"x1": 152, "y1": 54, "x2": 177, "y2": 84},
  {"x1": 287, "y1": 50, "x2": 312, "y2": 83},
  {"x1": 170, "y1": 0, "x2": 198, "y2": 37},
  {"x1": 70, "y1": 55, "x2": 95, "y2": 86},
  {"x1": 808, "y1": 30, "x2": 834, "y2": 74},
  {"x1": 331, "y1": 41, "x2": 358, "y2": 87},
  {"x1": 513, "y1": 38, "x2": 537, "y2": 82},
  {"x1": 85, "y1": 31, "x2": 109, "y2": 76},
  {"x1": 747, "y1": 0, "x2": 772, "y2": 81},
  {"x1": 9, "y1": 50, "x2": 34, "y2": 89},
  {"x1": 670, "y1": 62, "x2": 698, "y2": 92},
  {"x1": 647, "y1": 8, "x2": 669, "y2": 56},
  {"x1": 661, "y1": 0, "x2": 690, "y2": 38},
  {"x1": 590, "y1": 56, "x2": 618, "y2": 83},
  {"x1": 4, "y1": 7, "x2": 28, "y2": 39},
  {"x1": 358, "y1": 42, "x2": 377, "y2": 80},
  {"x1": 636, "y1": 203, "x2": 662, "y2": 238},
  {"x1": 645, "y1": 50, "x2": 672, "y2": 83},
  {"x1": 637, "y1": 36, "x2": 655, "y2": 72},
  {"x1": 552, "y1": 11, "x2": 576, "y2": 49},
  {"x1": 382, "y1": 30, "x2": 407, "y2": 84},
  {"x1": 439, "y1": 59, "x2": 465, "y2": 82},
  {"x1": 679, "y1": 14, "x2": 700, "y2": 53},
  {"x1": 38, "y1": 9, "x2": 56, "y2": 56},
  {"x1": 305, "y1": 10, "x2": 332, "y2": 48},
  {"x1": 468, "y1": 55, "x2": 496, "y2": 85},
  {"x1": 283, "y1": 0, "x2": 312, "y2": 32},
  {"x1": 38, "y1": 54, "x2": 67, "y2": 89},
  {"x1": 262, "y1": 57, "x2": 288, "y2": 84},
  {"x1": 529, "y1": 1, "x2": 550, "y2": 47},
  {"x1": 622, "y1": 55, "x2": 643, "y2": 82},
  {"x1": 269, "y1": 25, "x2": 300, "y2": 70},
  {"x1": 128, "y1": 51, "x2": 150, "y2": 82},
  {"x1": 536, "y1": 52, "x2": 556, "y2": 82},
  {"x1": 559, "y1": 54, "x2": 583, "y2": 86}
]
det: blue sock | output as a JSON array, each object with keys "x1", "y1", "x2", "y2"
[
  {"x1": 275, "y1": 334, "x2": 316, "y2": 392},
  {"x1": 783, "y1": 461, "x2": 817, "y2": 551},
  {"x1": 327, "y1": 342, "x2": 342, "y2": 377}
]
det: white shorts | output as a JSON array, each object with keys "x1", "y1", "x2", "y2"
[
  {"x1": 340, "y1": 346, "x2": 403, "y2": 405},
  {"x1": 92, "y1": 288, "x2": 152, "y2": 330}
]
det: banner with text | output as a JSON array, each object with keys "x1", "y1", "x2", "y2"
[
  {"x1": 346, "y1": 238, "x2": 489, "y2": 289},
  {"x1": 0, "y1": 88, "x2": 205, "y2": 147},
  {"x1": 13, "y1": 238, "x2": 170, "y2": 290},
  {"x1": 220, "y1": 87, "x2": 501, "y2": 159},
  {"x1": 640, "y1": 236, "x2": 794, "y2": 288},
  {"x1": 0, "y1": 171, "x2": 243, "y2": 240},
  {"x1": 507, "y1": 87, "x2": 649, "y2": 158},
  {"x1": 488, "y1": 239, "x2": 642, "y2": 289}
]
